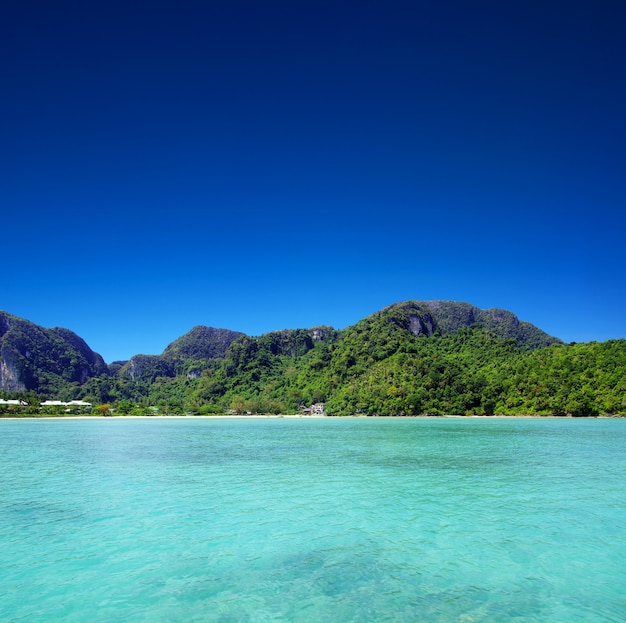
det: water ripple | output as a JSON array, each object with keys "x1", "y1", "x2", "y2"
[{"x1": 1, "y1": 417, "x2": 625, "y2": 622}]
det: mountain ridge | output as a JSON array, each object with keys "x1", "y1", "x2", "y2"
[
  {"x1": 0, "y1": 301, "x2": 563, "y2": 393},
  {"x1": 3, "y1": 303, "x2": 624, "y2": 417},
  {"x1": 0, "y1": 310, "x2": 108, "y2": 393}
]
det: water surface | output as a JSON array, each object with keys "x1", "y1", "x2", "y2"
[{"x1": 1, "y1": 417, "x2": 625, "y2": 622}]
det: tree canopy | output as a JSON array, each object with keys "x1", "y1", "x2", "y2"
[{"x1": 2, "y1": 303, "x2": 625, "y2": 416}]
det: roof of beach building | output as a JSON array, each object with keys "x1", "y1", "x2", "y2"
[{"x1": 40, "y1": 400, "x2": 92, "y2": 406}]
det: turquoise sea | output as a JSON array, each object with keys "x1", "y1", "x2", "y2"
[{"x1": 1, "y1": 417, "x2": 625, "y2": 622}]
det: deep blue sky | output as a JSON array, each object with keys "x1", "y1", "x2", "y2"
[{"x1": 2, "y1": 0, "x2": 625, "y2": 363}]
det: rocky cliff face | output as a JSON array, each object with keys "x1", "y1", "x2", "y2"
[
  {"x1": 162, "y1": 326, "x2": 245, "y2": 362},
  {"x1": 120, "y1": 326, "x2": 246, "y2": 381},
  {"x1": 0, "y1": 301, "x2": 562, "y2": 397},
  {"x1": 0, "y1": 314, "x2": 23, "y2": 390},
  {"x1": 0, "y1": 311, "x2": 108, "y2": 393},
  {"x1": 387, "y1": 301, "x2": 560, "y2": 348},
  {"x1": 406, "y1": 311, "x2": 436, "y2": 337},
  {"x1": 0, "y1": 351, "x2": 24, "y2": 391},
  {"x1": 124, "y1": 354, "x2": 175, "y2": 382},
  {"x1": 309, "y1": 326, "x2": 337, "y2": 342}
]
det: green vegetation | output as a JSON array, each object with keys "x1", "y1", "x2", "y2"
[
  {"x1": 0, "y1": 311, "x2": 107, "y2": 396},
  {"x1": 2, "y1": 302, "x2": 625, "y2": 416}
]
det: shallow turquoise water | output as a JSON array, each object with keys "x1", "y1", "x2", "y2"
[{"x1": 1, "y1": 417, "x2": 625, "y2": 622}]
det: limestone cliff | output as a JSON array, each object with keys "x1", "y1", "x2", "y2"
[
  {"x1": 0, "y1": 311, "x2": 108, "y2": 393},
  {"x1": 386, "y1": 300, "x2": 561, "y2": 349}
]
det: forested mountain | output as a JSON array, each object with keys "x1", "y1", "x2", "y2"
[
  {"x1": 1, "y1": 302, "x2": 625, "y2": 416},
  {"x1": 162, "y1": 326, "x2": 245, "y2": 363},
  {"x1": 0, "y1": 311, "x2": 107, "y2": 395},
  {"x1": 118, "y1": 326, "x2": 245, "y2": 383},
  {"x1": 398, "y1": 300, "x2": 561, "y2": 349}
]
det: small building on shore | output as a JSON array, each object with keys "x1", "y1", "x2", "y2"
[
  {"x1": 301, "y1": 403, "x2": 326, "y2": 416},
  {"x1": 40, "y1": 400, "x2": 92, "y2": 413}
]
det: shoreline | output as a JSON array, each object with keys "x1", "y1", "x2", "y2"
[
  {"x1": 0, "y1": 414, "x2": 623, "y2": 420},
  {"x1": 0, "y1": 414, "x2": 328, "y2": 420}
]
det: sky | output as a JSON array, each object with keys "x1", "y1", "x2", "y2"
[{"x1": 2, "y1": 0, "x2": 625, "y2": 363}]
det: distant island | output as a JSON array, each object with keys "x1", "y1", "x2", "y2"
[{"x1": 1, "y1": 301, "x2": 625, "y2": 417}]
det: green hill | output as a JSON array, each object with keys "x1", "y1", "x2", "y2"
[
  {"x1": 0, "y1": 311, "x2": 107, "y2": 395},
  {"x1": 393, "y1": 300, "x2": 561, "y2": 349},
  {"x1": 2, "y1": 303, "x2": 625, "y2": 417},
  {"x1": 118, "y1": 325, "x2": 245, "y2": 384},
  {"x1": 162, "y1": 326, "x2": 245, "y2": 362}
]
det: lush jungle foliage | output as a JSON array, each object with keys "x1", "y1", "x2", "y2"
[
  {"x1": 0, "y1": 311, "x2": 107, "y2": 397},
  {"x1": 2, "y1": 303, "x2": 625, "y2": 416}
]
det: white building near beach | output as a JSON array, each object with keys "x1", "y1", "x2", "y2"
[{"x1": 40, "y1": 400, "x2": 92, "y2": 411}]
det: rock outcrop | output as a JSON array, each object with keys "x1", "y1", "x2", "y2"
[{"x1": 0, "y1": 311, "x2": 108, "y2": 393}]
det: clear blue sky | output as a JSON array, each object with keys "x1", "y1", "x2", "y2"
[{"x1": 2, "y1": 0, "x2": 625, "y2": 363}]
